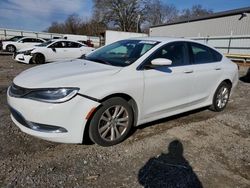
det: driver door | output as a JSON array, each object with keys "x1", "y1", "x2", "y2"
[
  {"x1": 142, "y1": 42, "x2": 196, "y2": 119},
  {"x1": 47, "y1": 41, "x2": 68, "y2": 61}
]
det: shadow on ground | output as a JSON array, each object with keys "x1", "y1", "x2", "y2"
[
  {"x1": 138, "y1": 140, "x2": 203, "y2": 188},
  {"x1": 240, "y1": 68, "x2": 250, "y2": 83}
]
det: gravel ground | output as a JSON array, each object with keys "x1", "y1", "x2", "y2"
[{"x1": 0, "y1": 55, "x2": 249, "y2": 188}]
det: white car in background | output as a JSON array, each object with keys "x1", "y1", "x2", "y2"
[
  {"x1": 14, "y1": 39, "x2": 95, "y2": 64},
  {"x1": 7, "y1": 37, "x2": 238, "y2": 146},
  {"x1": 2, "y1": 37, "x2": 46, "y2": 52}
]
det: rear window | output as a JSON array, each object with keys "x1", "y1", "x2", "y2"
[{"x1": 190, "y1": 42, "x2": 222, "y2": 64}]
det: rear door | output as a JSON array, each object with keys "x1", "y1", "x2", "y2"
[
  {"x1": 65, "y1": 41, "x2": 82, "y2": 59},
  {"x1": 187, "y1": 42, "x2": 224, "y2": 102}
]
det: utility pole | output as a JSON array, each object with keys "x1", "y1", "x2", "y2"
[{"x1": 137, "y1": 14, "x2": 141, "y2": 33}]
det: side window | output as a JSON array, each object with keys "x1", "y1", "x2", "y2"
[
  {"x1": 212, "y1": 48, "x2": 223, "y2": 62},
  {"x1": 66, "y1": 41, "x2": 81, "y2": 48},
  {"x1": 22, "y1": 38, "x2": 33, "y2": 43},
  {"x1": 140, "y1": 44, "x2": 154, "y2": 56},
  {"x1": 35, "y1": 39, "x2": 44, "y2": 43},
  {"x1": 190, "y1": 43, "x2": 220, "y2": 64},
  {"x1": 147, "y1": 42, "x2": 189, "y2": 67},
  {"x1": 49, "y1": 41, "x2": 66, "y2": 48}
]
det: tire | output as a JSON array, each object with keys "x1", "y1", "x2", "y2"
[
  {"x1": 32, "y1": 53, "x2": 45, "y2": 64},
  {"x1": 210, "y1": 82, "x2": 231, "y2": 112},
  {"x1": 6, "y1": 45, "x2": 16, "y2": 53},
  {"x1": 89, "y1": 97, "x2": 133, "y2": 147}
]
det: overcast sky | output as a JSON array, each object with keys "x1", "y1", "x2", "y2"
[{"x1": 0, "y1": 0, "x2": 249, "y2": 31}]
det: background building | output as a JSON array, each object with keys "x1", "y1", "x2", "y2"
[{"x1": 150, "y1": 7, "x2": 250, "y2": 55}]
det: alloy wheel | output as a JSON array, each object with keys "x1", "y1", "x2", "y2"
[
  {"x1": 98, "y1": 105, "x2": 129, "y2": 141},
  {"x1": 216, "y1": 86, "x2": 229, "y2": 109}
]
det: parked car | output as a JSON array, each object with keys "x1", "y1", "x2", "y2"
[
  {"x1": 0, "y1": 36, "x2": 23, "y2": 51},
  {"x1": 2, "y1": 36, "x2": 46, "y2": 52},
  {"x1": 13, "y1": 39, "x2": 95, "y2": 64},
  {"x1": 7, "y1": 37, "x2": 238, "y2": 146}
]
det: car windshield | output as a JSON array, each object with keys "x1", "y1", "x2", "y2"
[
  {"x1": 8, "y1": 36, "x2": 23, "y2": 41},
  {"x1": 84, "y1": 40, "x2": 159, "y2": 67},
  {"x1": 36, "y1": 40, "x2": 54, "y2": 47}
]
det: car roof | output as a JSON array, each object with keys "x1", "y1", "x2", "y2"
[
  {"x1": 19, "y1": 36, "x2": 45, "y2": 40},
  {"x1": 128, "y1": 37, "x2": 222, "y2": 54},
  {"x1": 131, "y1": 36, "x2": 195, "y2": 43},
  {"x1": 50, "y1": 39, "x2": 82, "y2": 43}
]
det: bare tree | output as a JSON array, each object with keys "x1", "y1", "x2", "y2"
[
  {"x1": 47, "y1": 22, "x2": 65, "y2": 33},
  {"x1": 64, "y1": 14, "x2": 82, "y2": 34},
  {"x1": 144, "y1": 0, "x2": 179, "y2": 26},
  {"x1": 180, "y1": 5, "x2": 213, "y2": 20},
  {"x1": 93, "y1": 0, "x2": 146, "y2": 32}
]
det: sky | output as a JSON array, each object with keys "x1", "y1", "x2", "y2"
[{"x1": 0, "y1": 0, "x2": 249, "y2": 32}]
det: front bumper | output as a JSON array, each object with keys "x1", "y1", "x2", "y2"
[
  {"x1": 7, "y1": 87, "x2": 100, "y2": 143},
  {"x1": 14, "y1": 53, "x2": 32, "y2": 64}
]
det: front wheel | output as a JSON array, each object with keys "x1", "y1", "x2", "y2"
[
  {"x1": 6, "y1": 45, "x2": 16, "y2": 53},
  {"x1": 210, "y1": 82, "x2": 231, "y2": 112},
  {"x1": 32, "y1": 53, "x2": 45, "y2": 64},
  {"x1": 89, "y1": 97, "x2": 133, "y2": 147}
]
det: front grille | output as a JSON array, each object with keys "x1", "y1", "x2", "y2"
[{"x1": 9, "y1": 84, "x2": 31, "y2": 97}]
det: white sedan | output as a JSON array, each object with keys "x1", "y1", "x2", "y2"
[
  {"x1": 14, "y1": 39, "x2": 95, "y2": 64},
  {"x1": 2, "y1": 36, "x2": 46, "y2": 52},
  {"x1": 7, "y1": 37, "x2": 238, "y2": 146}
]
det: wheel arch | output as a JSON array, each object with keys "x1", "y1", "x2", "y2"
[
  {"x1": 99, "y1": 93, "x2": 139, "y2": 127},
  {"x1": 82, "y1": 93, "x2": 139, "y2": 144},
  {"x1": 222, "y1": 79, "x2": 232, "y2": 88},
  {"x1": 6, "y1": 44, "x2": 16, "y2": 52},
  {"x1": 32, "y1": 52, "x2": 45, "y2": 63}
]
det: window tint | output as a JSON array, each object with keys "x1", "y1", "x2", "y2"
[
  {"x1": 146, "y1": 42, "x2": 189, "y2": 67},
  {"x1": 35, "y1": 39, "x2": 44, "y2": 43},
  {"x1": 212, "y1": 48, "x2": 223, "y2": 62},
  {"x1": 190, "y1": 43, "x2": 222, "y2": 64},
  {"x1": 49, "y1": 41, "x2": 67, "y2": 48},
  {"x1": 85, "y1": 40, "x2": 158, "y2": 67},
  {"x1": 22, "y1": 38, "x2": 34, "y2": 43},
  {"x1": 66, "y1": 41, "x2": 81, "y2": 48}
]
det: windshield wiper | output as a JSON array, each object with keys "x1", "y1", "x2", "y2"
[{"x1": 87, "y1": 58, "x2": 112, "y2": 65}]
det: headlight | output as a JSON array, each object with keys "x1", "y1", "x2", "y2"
[
  {"x1": 25, "y1": 88, "x2": 79, "y2": 103},
  {"x1": 24, "y1": 49, "x2": 34, "y2": 55}
]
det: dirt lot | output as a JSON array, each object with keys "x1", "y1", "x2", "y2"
[{"x1": 0, "y1": 55, "x2": 249, "y2": 188}]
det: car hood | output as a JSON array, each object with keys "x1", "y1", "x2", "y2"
[
  {"x1": 17, "y1": 47, "x2": 36, "y2": 53},
  {"x1": 2, "y1": 41, "x2": 15, "y2": 44},
  {"x1": 18, "y1": 46, "x2": 46, "y2": 52},
  {"x1": 13, "y1": 59, "x2": 122, "y2": 88}
]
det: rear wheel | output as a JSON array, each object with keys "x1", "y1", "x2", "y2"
[
  {"x1": 210, "y1": 82, "x2": 231, "y2": 112},
  {"x1": 89, "y1": 97, "x2": 133, "y2": 146},
  {"x1": 32, "y1": 53, "x2": 45, "y2": 64},
  {"x1": 6, "y1": 45, "x2": 16, "y2": 53}
]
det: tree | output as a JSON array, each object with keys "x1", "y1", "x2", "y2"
[
  {"x1": 64, "y1": 14, "x2": 82, "y2": 34},
  {"x1": 47, "y1": 22, "x2": 65, "y2": 33},
  {"x1": 93, "y1": 0, "x2": 145, "y2": 32},
  {"x1": 180, "y1": 5, "x2": 213, "y2": 20},
  {"x1": 144, "y1": 0, "x2": 178, "y2": 26},
  {"x1": 46, "y1": 14, "x2": 107, "y2": 36}
]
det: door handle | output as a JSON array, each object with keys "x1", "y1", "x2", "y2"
[
  {"x1": 215, "y1": 68, "x2": 221, "y2": 70},
  {"x1": 184, "y1": 70, "x2": 194, "y2": 74}
]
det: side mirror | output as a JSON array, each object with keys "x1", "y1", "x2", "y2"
[
  {"x1": 151, "y1": 58, "x2": 172, "y2": 66},
  {"x1": 52, "y1": 48, "x2": 56, "y2": 52}
]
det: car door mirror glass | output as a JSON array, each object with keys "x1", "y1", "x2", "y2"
[
  {"x1": 151, "y1": 58, "x2": 172, "y2": 66},
  {"x1": 52, "y1": 48, "x2": 56, "y2": 52}
]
